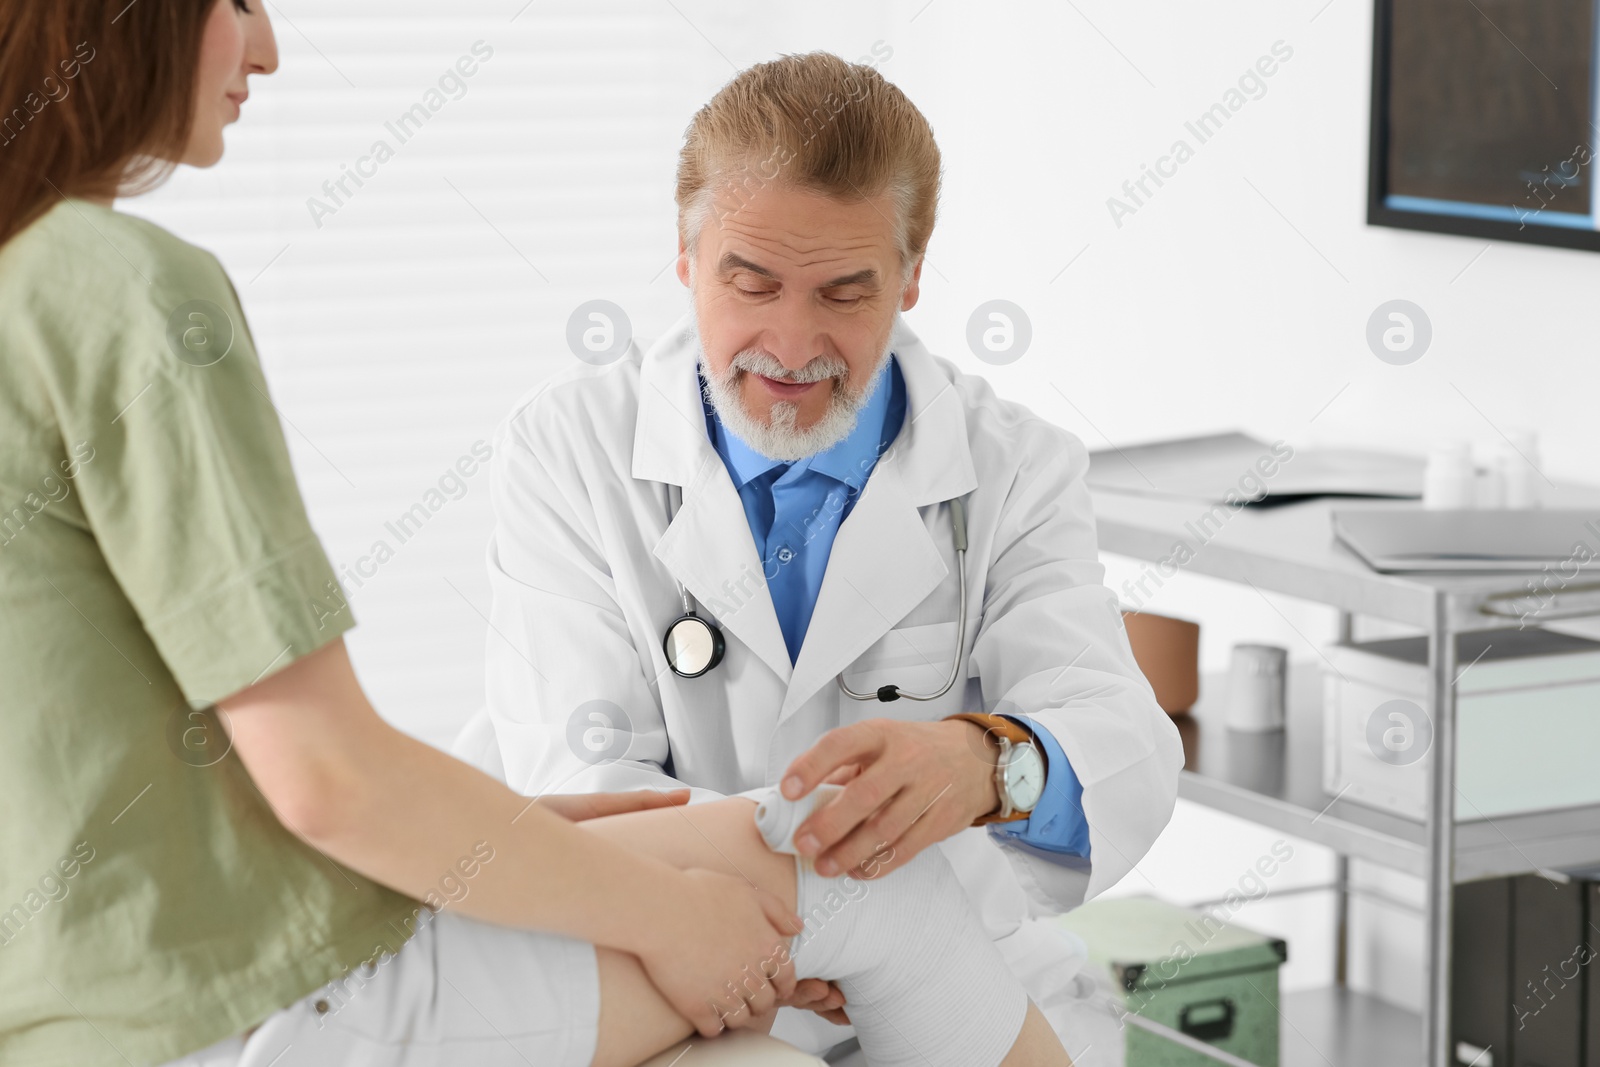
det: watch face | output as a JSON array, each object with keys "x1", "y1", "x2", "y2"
[{"x1": 1003, "y1": 743, "x2": 1046, "y2": 813}]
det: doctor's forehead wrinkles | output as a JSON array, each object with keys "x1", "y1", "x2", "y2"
[
  {"x1": 716, "y1": 252, "x2": 881, "y2": 289},
  {"x1": 703, "y1": 186, "x2": 900, "y2": 275},
  {"x1": 708, "y1": 225, "x2": 890, "y2": 279}
]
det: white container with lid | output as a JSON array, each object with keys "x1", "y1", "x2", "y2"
[{"x1": 1322, "y1": 627, "x2": 1600, "y2": 820}]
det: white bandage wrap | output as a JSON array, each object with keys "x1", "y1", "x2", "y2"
[
  {"x1": 741, "y1": 786, "x2": 1030, "y2": 1067},
  {"x1": 752, "y1": 783, "x2": 844, "y2": 856}
]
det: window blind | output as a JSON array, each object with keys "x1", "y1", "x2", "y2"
[{"x1": 131, "y1": 0, "x2": 734, "y2": 746}]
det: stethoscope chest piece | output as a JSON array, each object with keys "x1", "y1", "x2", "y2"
[
  {"x1": 664, "y1": 611, "x2": 725, "y2": 678},
  {"x1": 657, "y1": 481, "x2": 967, "y2": 696}
]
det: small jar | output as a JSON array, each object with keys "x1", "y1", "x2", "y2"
[{"x1": 1423, "y1": 441, "x2": 1474, "y2": 510}]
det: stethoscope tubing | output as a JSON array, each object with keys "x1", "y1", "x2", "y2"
[{"x1": 663, "y1": 484, "x2": 969, "y2": 703}]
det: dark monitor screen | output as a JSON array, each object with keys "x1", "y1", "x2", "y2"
[{"x1": 1369, "y1": 0, "x2": 1598, "y2": 250}]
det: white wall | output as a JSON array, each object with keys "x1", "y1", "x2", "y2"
[
  {"x1": 887, "y1": 0, "x2": 1596, "y2": 1016},
  {"x1": 131, "y1": 0, "x2": 1596, "y2": 1019}
]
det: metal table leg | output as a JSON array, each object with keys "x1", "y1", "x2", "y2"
[
  {"x1": 1334, "y1": 853, "x2": 1350, "y2": 988},
  {"x1": 1423, "y1": 594, "x2": 1458, "y2": 1067}
]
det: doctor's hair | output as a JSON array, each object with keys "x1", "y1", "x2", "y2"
[
  {"x1": 0, "y1": 0, "x2": 214, "y2": 250},
  {"x1": 675, "y1": 50, "x2": 941, "y2": 278}
]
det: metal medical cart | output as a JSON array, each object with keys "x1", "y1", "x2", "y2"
[{"x1": 1090, "y1": 488, "x2": 1600, "y2": 1067}]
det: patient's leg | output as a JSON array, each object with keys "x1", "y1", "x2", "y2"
[{"x1": 580, "y1": 796, "x2": 1068, "y2": 1067}]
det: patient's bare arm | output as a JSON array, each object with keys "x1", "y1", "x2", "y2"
[{"x1": 223, "y1": 638, "x2": 798, "y2": 1038}]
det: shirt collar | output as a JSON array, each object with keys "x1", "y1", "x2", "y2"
[{"x1": 702, "y1": 355, "x2": 901, "y2": 492}]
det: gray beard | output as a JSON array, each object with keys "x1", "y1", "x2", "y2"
[{"x1": 696, "y1": 329, "x2": 892, "y2": 462}]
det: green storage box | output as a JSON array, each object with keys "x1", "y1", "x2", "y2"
[{"x1": 1056, "y1": 896, "x2": 1288, "y2": 1067}]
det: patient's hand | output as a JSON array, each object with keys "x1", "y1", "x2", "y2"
[
  {"x1": 781, "y1": 978, "x2": 850, "y2": 1025},
  {"x1": 534, "y1": 788, "x2": 690, "y2": 822},
  {"x1": 637, "y1": 867, "x2": 801, "y2": 1037}
]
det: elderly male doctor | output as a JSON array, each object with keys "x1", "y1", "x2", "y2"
[{"x1": 473, "y1": 52, "x2": 1183, "y2": 1054}]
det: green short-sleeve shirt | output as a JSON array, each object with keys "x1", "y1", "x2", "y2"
[{"x1": 0, "y1": 201, "x2": 422, "y2": 1066}]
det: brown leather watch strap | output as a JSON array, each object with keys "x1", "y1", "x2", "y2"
[
  {"x1": 945, "y1": 712, "x2": 1032, "y2": 746},
  {"x1": 944, "y1": 713, "x2": 1034, "y2": 824}
]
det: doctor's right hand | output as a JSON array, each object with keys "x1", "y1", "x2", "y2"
[{"x1": 636, "y1": 867, "x2": 802, "y2": 1037}]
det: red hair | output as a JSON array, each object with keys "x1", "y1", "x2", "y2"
[{"x1": 0, "y1": 0, "x2": 216, "y2": 247}]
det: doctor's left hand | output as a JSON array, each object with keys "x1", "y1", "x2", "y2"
[
  {"x1": 533, "y1": 788, "x2": 691, "y2": 822},
  {"x1": 781, "y1": 719, "x2": 1000, "y2": 879}
]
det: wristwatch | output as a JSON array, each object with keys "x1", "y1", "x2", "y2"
[{"x1": 944, "y1": 713, "x2": 1047, "y2": 825}]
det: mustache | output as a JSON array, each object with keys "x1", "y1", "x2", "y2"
[{"x1": 728, "y1": 349, "x2": 849, "y2": 385}]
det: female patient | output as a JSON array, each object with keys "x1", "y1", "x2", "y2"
[{"x1": 0, "y1": 3, "x2": 1069, "y2": 1066}]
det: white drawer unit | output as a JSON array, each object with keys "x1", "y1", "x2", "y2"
[{"x1": 1323, "y1": 627, "x2": 1600, "y2": 821}]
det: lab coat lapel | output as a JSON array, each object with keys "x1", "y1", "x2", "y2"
[
  {"x1": 781, "y1": 455, "x2": 947, "y2": 718},
  {"x1": 631, "y1": 313, "x2": 705, "y2": 490},
  {"x1": 654, "y1": 460, "x2": 794, "y2": 684},
  {"x1": 636, "y1": 314, "x2": 794, "y2": 684},
  {"x1": 634, "y1": 312, "x2": 980, "y2": 706},
  {"x1": 780, "y1": 316, "x2": 980, "y2": 720}
]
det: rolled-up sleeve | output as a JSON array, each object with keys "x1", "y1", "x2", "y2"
[{"x1": 64, "y1": 266, "x2": 353, "y2": 705}]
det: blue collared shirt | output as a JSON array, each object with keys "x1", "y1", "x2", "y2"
[{"x1": 702, "y1": 355, "x2": 1088, "y2": 857}]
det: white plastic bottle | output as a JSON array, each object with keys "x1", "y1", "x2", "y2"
[
  {"x1": 1500, "y1": 430, "x2": 1541, "y2": 509},
  {"x1": 1423, "y1": 441, "x2": 1474, "y2": 509}
]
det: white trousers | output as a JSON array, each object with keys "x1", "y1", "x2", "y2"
[
  {"x1": 159, "y1": 908, "x2": 600, "y2": 1067},
  {"x1": 160, "y1": 808, "x2": 1037, "y2": 1067}
]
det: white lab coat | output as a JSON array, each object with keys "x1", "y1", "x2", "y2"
[{"x1": 476, "y1": 311, "x2": 1183, "y2": 1054}]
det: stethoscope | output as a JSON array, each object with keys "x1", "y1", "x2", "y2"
[{"x1": 661, "y1": 482, "x2": 970, "y2": 703}]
